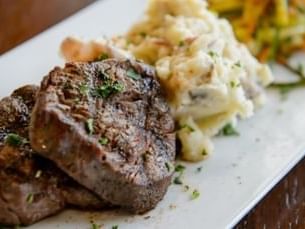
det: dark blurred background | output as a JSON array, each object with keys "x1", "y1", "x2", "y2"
[{"x1": 0, "y1": 0, "x2": 96, "y2": 54}]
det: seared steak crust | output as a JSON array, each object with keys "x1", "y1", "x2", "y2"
[
  {"x1": 30, "y1": 59, "x2": 176, "y2": 213},
  {"x1": 0, "y1": 85, "x2": 106, "y2": 226}
]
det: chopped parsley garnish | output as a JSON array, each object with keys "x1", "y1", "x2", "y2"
[
  {"x1": 99, "y1": 137, "x2": 108, "y2": 145},
  {"x1": 26, "y1": 193, "x2": 34, "y2": 204},
  {"x1": 169, "y1": 204, "x2": 176, "y2": 210},
  {"x1": 165, "y1": 162, "x2": 174, "y2": 172},
  {"x1": 191, "y1": 189, "x2": 200, "y2": 200},
  {"x1": 183, "y1": 185, "x2": 190, "y2": 192},
  {"x1": 140, "y1": 32, "x2": 147, "y2": 37},
  {"x1": 35, "y1": 170, "x2": 42, "y2": 178},
  {"x1": 127, "y1": 68, "x2": 141, "y2": 80},
  {"x1": 173, "y1": 164, "x2": 186, "y2": 185},
  {"x1": 79, "y1": 83, "x2": 89, "y2": 95},
  {"x1": 208, "y1": 51, "x2": 218, "y2": 58},
  {"x1": 219, "y1": 123, "x2": 239, "y2": 136},
  {"x1": 230, "y1": 81, "x2": 240, "y2": 88},
  {"x1": 142, "y1": 152, "x2": 148, "y2": 162},
  {"x1": 279, "y1": 85, "x2": 294, "y2": 98},
  {"x1": 63, "y1": 82, "x2": 73, "y2": 90},
  {"x1": 112, "y1": 225, "x2": 119, "y2": 229},
  {"x1": 178, "y1": 41, "x2": 185, "y2": 47},
  {"x1": 196, "y1": 166, "x2": 202, "y2": 173},
  {"x1": 5, "y1": 133, "x2": 27, "y2": 147},
  {"x1": 74, "y1": 97, "x2": 81, "y2": 104},
  {"x1": 91, "y1": 222, "x2": 100, "y2": 229},
  {"x1": 112, "y1": 81, "x2": 124, "y2": 91},
  {"x1": 96, "y1": 53, "x2": 109, "y2": 61},
  {"x1": 233, "y1": 61, "x2": 242, "y2": 68},
  {"x1": 98, "y1": 70, "x2": 110, "y2": 81},
  {"x1": 95, "y1": 85, "x2": 111, "y2": 98},
  {"x1": 173, "y1": 176, "x2": 183, "y2": 185},
  {"x1": 202, "y1": 149, "x2": 208, "y2": 156},
  {"x1": 85, "y1": 119, "x2": 94, "y2": 135},
  {"x1": 175, "y1": 164, "x2": 186, "y2": 173},
  {"x1": 180, "y1": 124, "x2": 195, "y2": 132},
  {"x1": 95, "y1": 81, "x2": 124, "y2": 98}
]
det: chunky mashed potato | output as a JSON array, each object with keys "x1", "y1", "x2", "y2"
[
  {"x1": 119, "y1": 0, "x2": 273, "y2": 161},
  {"x1": 61, "y1": 0, "x2": 273, "y2": 162}
]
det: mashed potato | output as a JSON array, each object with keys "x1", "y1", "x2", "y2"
[
  {"x1": 119, "y1": 0, "x2": 273, "y2": 161},
  {"x1": 60, "y1": 0, "x2": 273, "y2": 162}
]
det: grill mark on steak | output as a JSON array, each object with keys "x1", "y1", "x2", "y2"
[
  {"x1": 30, "y1": 59, "x2": 176, "y2": 213},
  {"x1": 0, "y1": 85, "x2": 108, "y2": 226}
]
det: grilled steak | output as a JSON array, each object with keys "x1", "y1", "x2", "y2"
[
  {"x1": 30, "y1": 59, "x2": 176, "y2": 213},
  {"x1": 0, "y1": 85, "x2": 107, "y2": 226}
]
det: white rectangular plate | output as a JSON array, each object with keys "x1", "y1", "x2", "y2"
[{"x1": 1, "y1": 0, "x2": 305, "y2": 228}]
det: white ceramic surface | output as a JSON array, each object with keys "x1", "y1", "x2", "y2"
[{"x1": 1, "y1": 0, "x2": 305, "y2": 228}]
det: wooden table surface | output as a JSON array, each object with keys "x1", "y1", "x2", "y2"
[{"x1": 1, "y1": 0, "x2": 305, "y2": 228}]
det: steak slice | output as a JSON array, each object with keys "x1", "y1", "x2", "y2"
[
  {"x1": 0, "y1": 85, "x2": 107, "y2": 226},
  {"x1": 30, "y1": 59, "x2": 176, "y2": 213}
]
